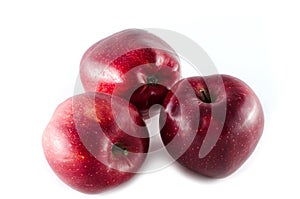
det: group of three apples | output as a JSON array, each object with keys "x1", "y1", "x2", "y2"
[{"x1": 42, "y1": 29, "x2": 264, "y2": 194}]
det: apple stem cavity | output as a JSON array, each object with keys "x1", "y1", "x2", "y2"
[
  {"x1": 199, "y1": 89, "x2": 212, "y2": 103},
  {"x1": 112, "y1": 143, "x2": 129, "y2": 156},
  {"x1": 146, "y1": 75, "x2": 159, "y2": 85}
]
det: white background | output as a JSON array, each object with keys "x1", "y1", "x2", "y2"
[{"x1": 0, "y1": 0, "x2": 299, "y2": 198}]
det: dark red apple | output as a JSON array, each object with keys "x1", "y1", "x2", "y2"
[
  {"x1": 159, "y1": 75, "x2": 264, "y2": 178},
  {"x1": 80, "y1": 29, "x2": 180, "y2": 118},
  {"x1": 42, "y1": 92, "x2": 149, "y2": 193}
]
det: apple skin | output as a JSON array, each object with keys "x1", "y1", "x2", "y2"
[
  {"x1": 42, "y1": 92, "x2": 149, "y2": 193},
  {"x1": 80, "y1": 29, "x2": 180, "y2": 118},
  {"x1": 159, "y1": 75, "x2": 264, "y2": 178}
]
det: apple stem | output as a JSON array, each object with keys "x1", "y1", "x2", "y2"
[
  {"x1": 112, "y1": 144, "x2": 129, "y2": 156},
  {"x1": 123, "y1": 149, "x2": 129, "y2": 156},
  {"x1": 199, "y1": 89, "x2": 212, "y2": 103},
  {"x1": 147, "y1": 75, "x2": 159, "y2": 85}
]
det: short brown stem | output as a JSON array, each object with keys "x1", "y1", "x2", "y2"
[
  {"x1": 112, "y1": 144, "x2": 129, "y2": 156},
  {"x1": 199, "y1": 89, "x2": 212, "y2": 103},
  {"x1": 147, "y1": 75, "x2": 159, "y2": 85}
]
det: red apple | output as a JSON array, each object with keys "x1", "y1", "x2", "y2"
[
  {"x1": 159, "y1": 75, "x2": 264, "y2": 178},
  {"x1": 80, "y1": 29, "x2": 180, "y2": 118},
  {"x1": 42, "y1": 92, "x2": 149, "y2": 193}
]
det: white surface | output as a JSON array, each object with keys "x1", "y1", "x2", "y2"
[{"x1": 0, "y1": 0, "x2": 299, "y2": 198}]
